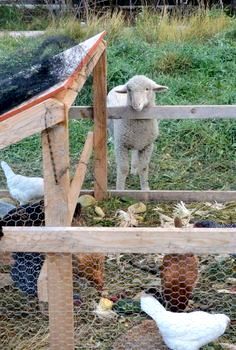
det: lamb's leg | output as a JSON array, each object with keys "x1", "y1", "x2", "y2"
[
  {"x1": 115, "y1": 145, "x2": 129, "y2": 190},
  {"x1": 138, "y1": 143, "x2": 153, "y2": 190},
  {"x1": 131, "y1": 150, "x2": 139, "y2": 175}
]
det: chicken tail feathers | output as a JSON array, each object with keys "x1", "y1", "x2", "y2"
[
  {"x1": 141, "y1": 294, "x2": 166, "y2": 321},
  {"x1": 1, "y1": 161, "x2": 15, "y2": 179}
]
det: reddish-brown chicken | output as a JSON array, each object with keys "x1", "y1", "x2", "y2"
[
  {"x1": 73, "y1": 253, "x2": 105, "y2": 290},
  {"x1": 160, "y1": 253, "x2": 199, "y2": 312},
  {"x1": 72, "y1": 208, "x2": 105, "y2": 291}
]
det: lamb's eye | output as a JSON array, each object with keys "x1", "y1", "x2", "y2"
[{"x1": 146, "y1": 88, "x2": 149, "y2": 91}]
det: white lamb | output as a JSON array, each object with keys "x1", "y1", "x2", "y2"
[{"x1": 107, "y1": 75, "x2": 168, "y2": 190}]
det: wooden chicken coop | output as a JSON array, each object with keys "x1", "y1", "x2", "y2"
[{"x1": 0, "y1": 31, "x2": 236, "y2": 350}]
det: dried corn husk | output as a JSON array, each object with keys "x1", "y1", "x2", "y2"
[
  {"x1": 204, "y1": 201, "x2": 226, "y2": 210},
  {"x1": 115, "y1": 210, "x2": 138, "y2": 227},
  {"x1": 99, "y1": 297, "x2": 113, "y2": 311},
  {"x1": 128, "y1": 202, "x2": 146, "y2": 214},
  {"x1": 173, "y1": 201, "x2": 191, "y2": 219},
  {"x1": 94, "y1": 206, "x2": 105, "y2": 218},
  {"x1": 94, "y1": 298, "x2": 117, "y2": 319},
  {"x1": 78, "y1": 194, "x2": 96, "y2": 207}
]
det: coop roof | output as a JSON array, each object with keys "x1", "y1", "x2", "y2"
[{"x1": 0, "y1": 31, "x2": 106, "y2": 123}]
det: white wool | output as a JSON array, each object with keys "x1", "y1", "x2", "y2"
[{"x1": 107, "y1": 75, "x2": 168, "y2": 190}]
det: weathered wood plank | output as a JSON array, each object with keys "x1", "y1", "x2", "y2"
[
  {"x1": 1, "y1": 189, "x2": 236, "y2": 202},
  {"x1": 69, "y1": 106, "x2": 93, "y2": 119},
  {"x1": 69, "y1": 105, "x2": 236, "y2": 120},
  {"x1": 105, "y1": 190, "x2": 236, "y2": 202},
  {"x1": 67, "y1": 189, "x2": 236, "y2": 202},
  {"x1": 40, "y1": 109, "x2": 74, "y2": 350},
  {"x1": 93, "y1": 49, "x2": 107, "y2": 200},
  {"x1": 0, "y1": 99, "x2": 64, "y2": 150},
  {"x1": 69, "y1": 131, "x2": 93, "y2": 221},
  {"x1": 37, "y1": 261, "x2": 48, "y2": 303},
  {"x1": 1, "y1": 226, "x2": 236, "y2": 254}
]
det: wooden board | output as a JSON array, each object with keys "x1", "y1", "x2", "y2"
[
  {"x1": 1, "y1": 189, "x2": 236, "y2": 203},
  {"x1": 93, "y1": 49, "x2": 107, "y2": 200},
  {"x1": 0, "y1": 98, "x2": 64, "y2": 150},
  {"x1": 1, "y1": 226, "x2": 236, "y2": 254},
  {"x1": 0, "y1": 32, "x2": 106, "y2": 123},
  {"x1": 69, "y1": 105, "x2": 236, "y2": 120},
  {"x1": 41, "y1": 110, "x2": 74, "y2": 350},
  {"x1": 69, "y1": 131, "x2": 93, "y2": 221},
  {"x1": 70, "y1": 189, "x2": 236, "y2": 202}
]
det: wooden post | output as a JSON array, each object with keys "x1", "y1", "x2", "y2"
[
  {"x1": 93, "y1": 48, "x2": 107, "y2": 200},
  {"x1": 69, "y1": 131, "x2": 93, "y2": 221},
  {"x1": 41, "y1": 105, "x2": 74, "y2": 350}
]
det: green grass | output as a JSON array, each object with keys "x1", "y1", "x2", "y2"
[
  {"x1": 0, "y1": 10, "x2": 235, "y2": 350},
  {"x1": 0, "y1": 11, "x2": 236, "y2": 191},
  {"x1": 0, "y1": 5, "x2": 51, "y2": 30},
  {"x1": 135, "y1": 8, "x2": 234, "y2": 43}
]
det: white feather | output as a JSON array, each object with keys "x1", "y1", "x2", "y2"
[
  {"x1": 1, "y1": 161, "x2": 44, "y2": 205},
  {"x1": 141, "y1": 294, "x2": 230, "y2": 350}
]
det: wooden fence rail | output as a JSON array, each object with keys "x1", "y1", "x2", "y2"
[
  {"x1": 78, "y1": 189, "x2": 236, "y2": 202},
  {"x1": 1, "y1": 189, "x2": 236, "y2": 202},
  {"x1": 69, "y1": 105, "x2": 236, "y2": 120},
  {"x1": 1, "y1": 226, "x2": 236, "y2": 254}
]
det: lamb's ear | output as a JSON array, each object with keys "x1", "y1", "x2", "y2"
[
  {"x1": 152, "y1": 84, "x2": 168, "y2": 92},
  {"x1": 115, "y1": 85, "x2": 128, "y2": 94}
]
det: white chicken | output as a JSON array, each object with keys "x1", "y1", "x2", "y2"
[
  {"x1": 141, "y1": 294, "x2": 230, "y2": 350},
  {"x1": 1, "y1": 161, "x2": 44, "y2": 205}
]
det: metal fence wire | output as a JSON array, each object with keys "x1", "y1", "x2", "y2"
[
  {"x1": 0, "y1": 233, "x2": 235, "y2": 349},
  {"x1": 0, "y1": 130, "x2": 235, "y2": 349}
]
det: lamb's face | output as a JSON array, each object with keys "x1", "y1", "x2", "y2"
[
  {"x1": 115, "y1": 75, "x2": 168, "y2": 112},
  {"x1": 127, "y1": 84, "x2": 154, "y2": 112}
]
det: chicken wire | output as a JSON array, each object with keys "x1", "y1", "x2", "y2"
[
  {"x1": 0, "y1": 143, "x2": 235, "y2": 349},
  {"x1": 0, "y1": 237, "x2": 235, "y2": 350}
]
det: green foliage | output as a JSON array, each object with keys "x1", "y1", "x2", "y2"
[
  {"x1": 0, "y1": 5, "x2": 50, "y2": 30},
  {"x1": 0, "y1": 6, "x2": 24, "y2": 30},
  {"x1": 113, "y1": 299, "x2": 141, "y2": 315},
  {"x1": 0, "y1": 11, "x2": 236, "y2": 191},
  {"x1": 135, "y1": 8, "x2": 233, "y2": 43}
]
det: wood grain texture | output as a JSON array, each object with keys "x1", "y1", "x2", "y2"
[
  {"x1": 40, "y1": 110, "x2": 74, "y2": 350},
  {"x1": 69, "y1": 131, "x2": 93, "y2": 221},
  {"x1": 37, "y1": 261, "x2": 48, "y2": 303},
  {"x1": 67, "y1": 189, "x2": 236, "y2": 202},
  {"x1": 93, "y1": 48, "x2": 107, "y2": 200},
  {"x1": 69, "y1": 105, "x2": 236, "y2": 120},
  {"x1": 1, "y1": 189, "x2": 236, "y2": 202},
  {"x1": 1, "y1": 226, "x2": 236, "y2": 254},
  {"x1": 0, "y1": 99, "x2": 64, "y2": 150}
]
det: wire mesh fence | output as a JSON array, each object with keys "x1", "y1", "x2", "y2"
[
  {"x1": 0, "y1": 112, "x2": 235, "y2": 349},
  {"x1": 0, "y1": 247, "x2": 235, "y2": 349}
]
